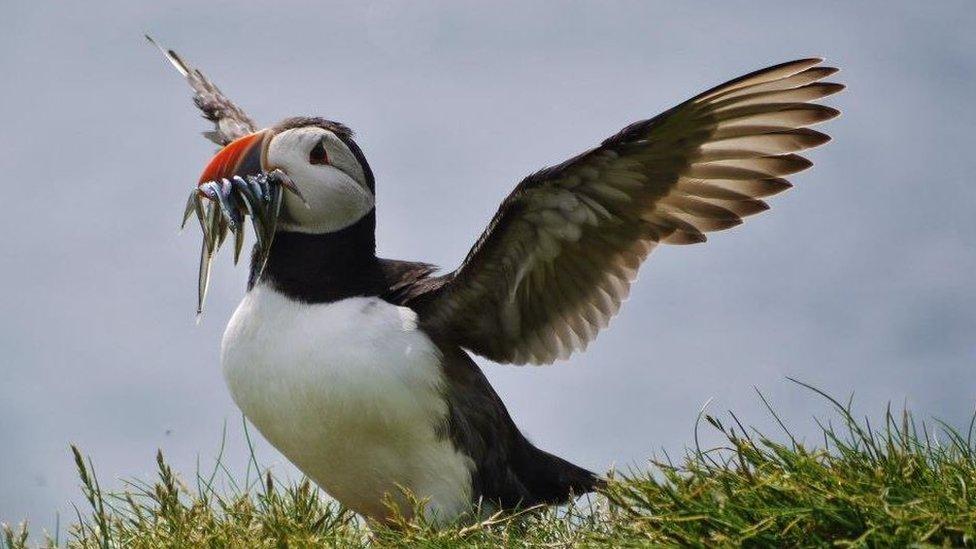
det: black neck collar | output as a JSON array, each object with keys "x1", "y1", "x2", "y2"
[{"x1": 250, "y1": 211, "x2": 381, "y2": 303}]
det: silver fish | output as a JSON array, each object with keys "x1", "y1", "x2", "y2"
[{"x1": 184, "y1": 171, "x2": 303, "y2": 315}]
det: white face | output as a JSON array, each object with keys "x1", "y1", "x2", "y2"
[{"x1": 266, "y1": 126, "x2": 374, "y2": 233}]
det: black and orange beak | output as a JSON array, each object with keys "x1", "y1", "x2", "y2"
[
  {"x1": 198, "y1": 130, "x2": 269, "y2": 186},
  {"x1": 181, "y1": 130, "x2": 303, "y2": 316}
]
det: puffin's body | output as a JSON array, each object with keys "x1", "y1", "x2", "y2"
[
  {"x1": 222, "y1": 228, "x2": 599, "y2": 520},
  {"x1": 155, "y1": 42, "x2": 842, "y2": 524}
]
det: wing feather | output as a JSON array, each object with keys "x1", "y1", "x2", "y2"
[
  {"x1": 148, "y1": 36, "x2": 257, "y2": 146},
  {"x1": 416, "y1": 59, "x2": 843, "y2": 364}
]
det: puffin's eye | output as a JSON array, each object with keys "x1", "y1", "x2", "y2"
[{"x1": 309, "y1": 139, "x2": 329, "y2": 165}]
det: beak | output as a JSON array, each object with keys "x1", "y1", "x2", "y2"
[
  {"x1": 198, "y1": 130, "x2": 269, "y2": 185},
  {"x1": 182, "y1": 130, "x2": 303, "y2": 317}
]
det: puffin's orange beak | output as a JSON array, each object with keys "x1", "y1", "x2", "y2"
[{"x1": 198, "y1": 130, "x2": 269, "y2": 186}]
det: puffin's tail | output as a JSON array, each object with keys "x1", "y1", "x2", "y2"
[{"x1": 513, "y1": 441, "x2": 606, "y2": 505}]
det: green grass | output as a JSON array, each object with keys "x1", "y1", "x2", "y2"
[{"x1": 4, "y1": 381, "x2": 976, "y2": 548}]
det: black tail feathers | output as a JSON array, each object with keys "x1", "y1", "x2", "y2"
[{"x1": 514, "y1": 443, "x2": 605, "y2": 505}]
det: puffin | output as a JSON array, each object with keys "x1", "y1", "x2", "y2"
[{"x1": 153, "y1": 39, "x2": 842, "y2": 523}]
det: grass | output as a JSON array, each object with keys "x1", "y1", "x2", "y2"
[{"x1": 4, "y1": 380, "x2": 976, "y2": 548}]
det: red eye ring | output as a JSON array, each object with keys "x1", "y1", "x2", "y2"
[{"x1": 309, "y1": 139, "x2": 329, "y2": 165}]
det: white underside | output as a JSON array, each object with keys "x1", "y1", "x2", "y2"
[{"x1": 221, "y1": 285, "x2": 474, "y2": 522}]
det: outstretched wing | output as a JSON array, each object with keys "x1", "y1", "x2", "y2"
[
  {"x1": 417, "y1": 58, "x2": 843, "y2": 365},
  {"x1": 147, "y1": 36, "x2": 257, "y2": 146}
]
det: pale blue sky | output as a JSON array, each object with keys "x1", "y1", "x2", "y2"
[{"x1": 2, "y1": 1, "x2": 974, "y2": 529}]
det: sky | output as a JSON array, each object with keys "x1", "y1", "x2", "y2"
[{"x1": 1, "y1": 0, "x2": 974, "y2": 531}]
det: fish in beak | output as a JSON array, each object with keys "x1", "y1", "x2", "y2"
[{"x1": 182, "y1": 130, "x2": 306, "y2": 316}]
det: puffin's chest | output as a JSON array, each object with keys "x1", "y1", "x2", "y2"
[{"x1": 220, "y1": 285, "x2": 471, "y2": 519}]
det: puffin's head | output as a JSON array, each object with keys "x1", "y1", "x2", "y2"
[{"x1": 199, "y1": 117, "x2": 375, "y2": 234}]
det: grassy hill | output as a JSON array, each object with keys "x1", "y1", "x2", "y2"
[{"x1": 5, "y1": 382, "x2": 976, "y2": 548}]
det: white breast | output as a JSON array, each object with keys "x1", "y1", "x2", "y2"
[{"x1": 221, "y1": 284, "x2": 474, "y2": 522}]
